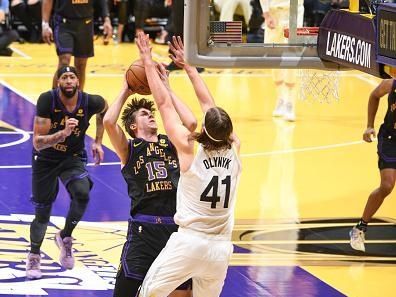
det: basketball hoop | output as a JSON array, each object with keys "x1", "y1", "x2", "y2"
[{"x1": 284, "y1": 27, "x2": 340, "y2": 104}]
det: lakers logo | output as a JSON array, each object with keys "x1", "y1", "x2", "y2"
[
  {"x1": 76, "y1": 109, "x2": 84, "y2": 117},
  {"x1": 159, "y1": 139, "x2": 168, "y2": 147},
  {"x1": 0, "y1": 215, "x2": 125, "y2": 295}
]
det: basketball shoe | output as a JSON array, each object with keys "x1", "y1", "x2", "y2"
[
  {"x1": 349, "y1": 227, "x2": 366, "y2": 252},
  {"x1": 283, "y1": 102, "x2": 296, "y2": 122},
  {"x1": 26, "y1": 253, "x2": 42, "y2": 279},
  {"x1": 272, "y1": 98, "x2": 285, "y2": 117},
  {"x1": 55, "y1": 231, "x2": 75, "y2": 269}
]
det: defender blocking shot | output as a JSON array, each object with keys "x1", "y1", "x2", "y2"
[{"x1": 137, "y1": 34, "x2": 242, "y2": 297}]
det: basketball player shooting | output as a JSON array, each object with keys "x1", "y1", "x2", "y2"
[
  {"x1": 136, "y1": 32, "x2": 242, "y2": 297},
  {"x1": 103, "y1": 58, "x2": 196, "y2": 296}
]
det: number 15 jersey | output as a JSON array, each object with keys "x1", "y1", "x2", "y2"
[{"x1": 174, "y1": 144, "x2": 242, "y2": 239}]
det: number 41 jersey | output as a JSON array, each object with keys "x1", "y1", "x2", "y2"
[{"x1": 174, "y1": 144, "x2": 242, "y2": 238}]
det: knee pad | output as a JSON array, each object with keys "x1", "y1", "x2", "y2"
[{"x1": 67, "y1": 177, "x2": 91, "y2": 203}]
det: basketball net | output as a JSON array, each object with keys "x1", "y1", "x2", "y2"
[
  {"x1": 298, "y1": 69, "x2": 340, "y2": 104},
  {"x1": 285, "y1": 27, "x2": 340, "y2": 104}
]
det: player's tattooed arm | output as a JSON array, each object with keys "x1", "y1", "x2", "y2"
[
  {"x1": 33, "y1": 116, "x2": 78, "y2": 151},
  {"x1": 33, "y1": 117, "x2": 65, "y2": 151}
]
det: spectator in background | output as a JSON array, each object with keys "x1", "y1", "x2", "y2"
[
  {"x1": 154, "y1": 0, "x2": 171, "y2": 44},
  {"x1": 109, "y1": 0, "x2": 129, "y2": 43},
  {"x1": 259, "y1": 0, "x2": 304, "y2": 122},
  {"x1": 163, "y1": 0, "x2": 182, "y2": 71},
  {"x1": 41, "y1": 0, "x2": 112, "y2": 91},
  {"x1": 247, "y1": 0, "x2": 264, "y2": 43},
  {"x1": 0, "y1": 0, "x2": 19, "y2": 55},
  {"x1": 9, "y1": 0, "x2": 41, "y2": 42},
  {"x1": 133, "y1": 0, "x2": 170, "y2": 40},
  {"x1": 303, "y1": 0, "x2": 331, "y2": 27},
  {"x1": 214, "y1": 0, "x2": 265, "y2": 43},
  {"x1": 330, "y1": 0, "x2": 350, "y2": 9},
  {"x1": 165, "y1": 0, "x2": 204, "y2": 72},
  {"x1": 214, "y1": 0, "x2": 252, "y2": 26}
]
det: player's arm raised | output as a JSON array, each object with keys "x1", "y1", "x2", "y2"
[
  {"x1": 169, "y1": 36, "x2": 215, "y2": 114},
  {"x1": 364, "y1": 79, "x2": 393, "y2": 143},
  {"x1": 136, "y1": 32, "x2": 193, "y2": 171},
  {"x1": 156, "y1": 63, "x2": 197, "y2": 132},
  {"x1": 169, "y1": 36, "x2": 241, "y2": 153},
  {"x1": 103, "y1": 81, "x2": 134, "y2": 165}
]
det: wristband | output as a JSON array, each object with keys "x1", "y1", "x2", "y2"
[{"x1": 42, "y1": 21, "x2": 50, "y2": 30}]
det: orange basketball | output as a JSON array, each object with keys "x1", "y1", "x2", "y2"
[{"x1": 125, "y1": 59, "x2": 151, "y2": 95}]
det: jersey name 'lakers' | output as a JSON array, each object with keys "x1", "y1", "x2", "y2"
[{"x1": 121, "y1": 135, "x2": 180, "y2": 217}]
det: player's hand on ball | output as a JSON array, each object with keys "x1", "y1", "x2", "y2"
[
  {"x1": 123, "y1": 78, "x2": 135, "y2": 96},
  {"x1": 125, "y1": 59, "x2": 152, "y2": 95}
]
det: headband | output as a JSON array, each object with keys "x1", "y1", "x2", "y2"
[
  {"x1": 57, "y1": 66, "x2": 78, "y2": 79},
  {"x1": 203, "y1": 111, "x2": 223, "y2": 142}
]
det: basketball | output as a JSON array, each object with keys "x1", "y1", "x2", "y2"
[{"x1": 125, "y1": 59, "x2": 151, "y2": 95}]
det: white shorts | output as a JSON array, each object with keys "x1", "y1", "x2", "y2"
[
  {"x1": 139, "y1": 228, "x2": 233, "y2": 297},
  {"x1": 264, "y1": 5, "x2": 304, "y2": 44},
  {"x1": 214, "y1": 0, "x2": 252, "y2": 25}
]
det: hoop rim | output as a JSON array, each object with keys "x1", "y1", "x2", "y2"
[{"x1": 284, "y1": 27, "x2": 320, "y2": 38}]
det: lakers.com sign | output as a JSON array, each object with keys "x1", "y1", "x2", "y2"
[{"x1": 318, "y1": 9, "x2": 382, "y2": 77}]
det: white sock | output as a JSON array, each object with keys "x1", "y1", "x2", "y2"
[
  {"x1": 284, "y1": 85, "x2": 296, "y2": 106},
  {"x1": 276, "y1": 82, "x2": 287, "y2": 103}
]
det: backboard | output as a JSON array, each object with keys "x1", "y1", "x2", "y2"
[{"x1": 184, "y1": 0, "x2": 342, "y2": 69}]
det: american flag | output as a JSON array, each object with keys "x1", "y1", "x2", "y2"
[{"x1": 209, "y1": 21, "x2": 242, "y2": 44}]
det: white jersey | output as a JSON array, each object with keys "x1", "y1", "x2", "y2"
[{"x1": 174, "y1": 144, "x2": 242, "y2": 239}]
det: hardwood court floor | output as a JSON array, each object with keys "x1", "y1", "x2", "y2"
[{"x1": 0, "y1": 41, "x2": 395, "y2": 296}]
